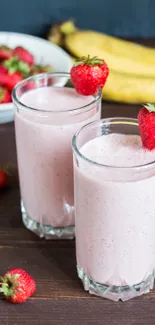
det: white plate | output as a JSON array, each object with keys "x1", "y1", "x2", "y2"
[{"x1": 0, "y1": 32, "x2": 72, "y2": 124}]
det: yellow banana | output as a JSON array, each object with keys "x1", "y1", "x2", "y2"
[
  {"x1": 65, "y1": 30, "x2": 155, "y2": 77},
  {"x1": 48, "y1": 21, "x2": 155, "y2": 103},
  {"x1": 103, "y1": 71, "x2": 155, "y2": 103}
]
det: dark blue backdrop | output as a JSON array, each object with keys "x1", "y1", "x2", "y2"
[{"x1": 1, "y1": 0, "x2": 155, "y2": 37}]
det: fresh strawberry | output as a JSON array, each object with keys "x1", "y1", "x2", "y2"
[
  {"x1": 3, "y1": 56, "x2": 30, "y2": 77},
  {"x1": 0, "y1": 46, "x2": 13, "y2": 60},
  {"x1": 0, "y1": 60, "x2": 23, "y2": 91},
  {"x1": 0, "y1": 65, "x2": 8, "y2": 74},
  {"x1": 138, "y1": 103, "x2": 155, "y2": 151},
  {"x1": 0, "y1": 87, "x2": 11, "y2": 103},
  {"x1": 0, "y1": 268, "x2": 36, "y2": 303},
  {"x1": 0, "y1": 168, "x2": 8, "y2": 188},
  {"x1": 70, "y1": 55, "x2": 109, "y2": 96},
  {"x1": 6, "y1": 71, "x2": 23, "y2": 90},
  {"x1": 12, "y1": 46, "x2": 34, "y2": 66},
  {"x1": 0, "y1": 71, "x2": 23, "y2": 91}
]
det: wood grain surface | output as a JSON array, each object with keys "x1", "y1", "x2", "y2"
[{"x1": 1, "y1": 101, "x2": 155, "y2": 325}]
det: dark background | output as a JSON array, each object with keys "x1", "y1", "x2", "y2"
[{"x1": 1, "y1": 0, "x2": 155, "y2": 37}]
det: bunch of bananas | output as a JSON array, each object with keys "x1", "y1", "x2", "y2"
[{"x1": 48, "y1": 21, "x2": 155, "y2": 104}]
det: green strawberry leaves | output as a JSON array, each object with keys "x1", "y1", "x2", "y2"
[
  {"x1": 144, "y1": 103, "x2": 155, "y2": 113},
  {"x1": 74, "y1": 55, "x2": 104, "y2": 67},
  {"x1": 0, "y1": 274, "x2": 20, "y2": 297},
  {"x1": 3, "y1": 57, "x2": 30, "y2": 77}
]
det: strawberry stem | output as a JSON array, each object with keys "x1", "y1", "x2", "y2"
[
  {"x1": 144, "y1": 103, "x2": 155, "y2": 113},
  {"x1": 0, "y1": 274, "x2": 19, "y2": 297},
  {"x1": 0, "y1": 282, "x2": 8, "y2": 287},
  {"x1": 74, "y1": 55, "x2": 104, "y2": 67}
]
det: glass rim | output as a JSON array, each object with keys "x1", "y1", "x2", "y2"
[
  {"x1": 72, "y1": 117, "x2": 155, "y2": 171},
  {"x1": 12, "y1": 72, "x2": 102, "y2": 113}
]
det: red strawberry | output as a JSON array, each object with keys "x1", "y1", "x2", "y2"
[
  {"x1": 0, "y1": 168, "x2": 8, "y2": 188},
  {"x1": 13, "y1": 46, "x2": 34, "y2": 66},
  {"x1": 0, "y1": 87, "x2": 11, "y2": 103},
  {"x1": 0, "y1": 46, "x2": 13, "y2": 60},
  {"x1": 6, "y1": 71, "x2": 23, "y2": 91},
  {"x1": 0, "y1": 62, "x2": 23, "y2": 90},
  {"x1": 3, "y1": 56, "x2": 30, "y2": 78},
  {"x1": 0, "y1": 71, "x2": 23, "y2": 91},
  {"x1": 138, "y1": 103, "x2": 155, "y2": 151},
  {"x1": 70, "y1": 55, "x2": 109, "y2": 96},
  {"x1": 0, "y1": 65, "x2": 8, "y2": 74},
  {"x1": 0, "y1": 268, "x2": 36, "y2": 303}
]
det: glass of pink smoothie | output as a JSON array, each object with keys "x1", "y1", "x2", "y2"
[
  {"x1": 72, "y1": 118, "x2": 155, "y2": 301},
  {"x1": 12, "y1": 73, "x2": 101, "y2": 239}
]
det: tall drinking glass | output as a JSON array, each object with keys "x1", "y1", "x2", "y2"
[
  {"x1": 72, "y1": 118, "x2": 155, "y2": 301},
  {"x1": 12, "y1": 73, "x2": 101, "y2": 239}
]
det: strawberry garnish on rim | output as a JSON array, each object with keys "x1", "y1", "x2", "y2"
[
  {"x1": 0, "y1": 268, "x2": 36, "y2": 303},
  {"x1": 138, "y1": 103, "x2": 155, "y2": 151},
  {"x1": 70, "y1": 55, "x2": 109, "y2": 96}
]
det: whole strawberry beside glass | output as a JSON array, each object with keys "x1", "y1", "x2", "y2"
[{"x1": 0, "y1": 268, "x2": 36, "y2": 303}]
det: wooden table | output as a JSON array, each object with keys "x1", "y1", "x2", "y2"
[{"x1": 1, "y1": 102, "x2": 155, "y2": 325}]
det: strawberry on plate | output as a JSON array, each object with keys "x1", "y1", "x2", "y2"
[
  {"x1": 0, "y1": 70, "x2": 23, "y2": 91},
  {"x1": 0, "y1": 87, "x2": 11, "y2": 104},
  {"x1": 0, "y1": 58, "x2": 24, "y2": 91},
  {"x1": 5, "y1": 71, "x2": 23, "y2": 91},
  {"x1": 70, "y1": 55, "x2": 109, "y2": 96},
  {"x1": 138, "y1": 103, "x2": 155, "y2": 151},
  {"x1": 3, "y1": 56, "x2": 30, "y2": 77},
  {"x1": 12, "y1": 46, "x2": 34, "y2": 66},
  {"x1": 0, "y1": 46, "x2": 13, "y2": 60},
  {"x1": 0, "y1": 268, "x2": 36, "y2": 303},
  {"x1": 0, "y1": 65, "x2": 8, "y2": 74}
]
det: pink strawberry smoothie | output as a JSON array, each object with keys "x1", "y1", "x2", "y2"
[
  {"x1": 15, "y1": 87, "x2": 101, "y2": 228},
  {"x1": 74, "y1": 133, "x2": 155, "y2": 287}
]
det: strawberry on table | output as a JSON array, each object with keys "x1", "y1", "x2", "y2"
[
  {"x1": 138, "y1": 103, "x2": 155, "y2": 151},
  {"x1": 0, "y1": 268, "x2": 36, "y2": 303},
  {"x1": 0, "y1": 46, "x2": 13, "y2": 60},
  {"x1": 70, "y1": 55, "x2": 109, "y2": 96},
  {"x1": 12, "y1": 46, "x2": 34, "y2": 66},
  {"x1": 0, "y1": 168, "x2": 8, "y2": 188},
  {"x1": 0, "y1": 87, "x2": 11, "y2": 103}
]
